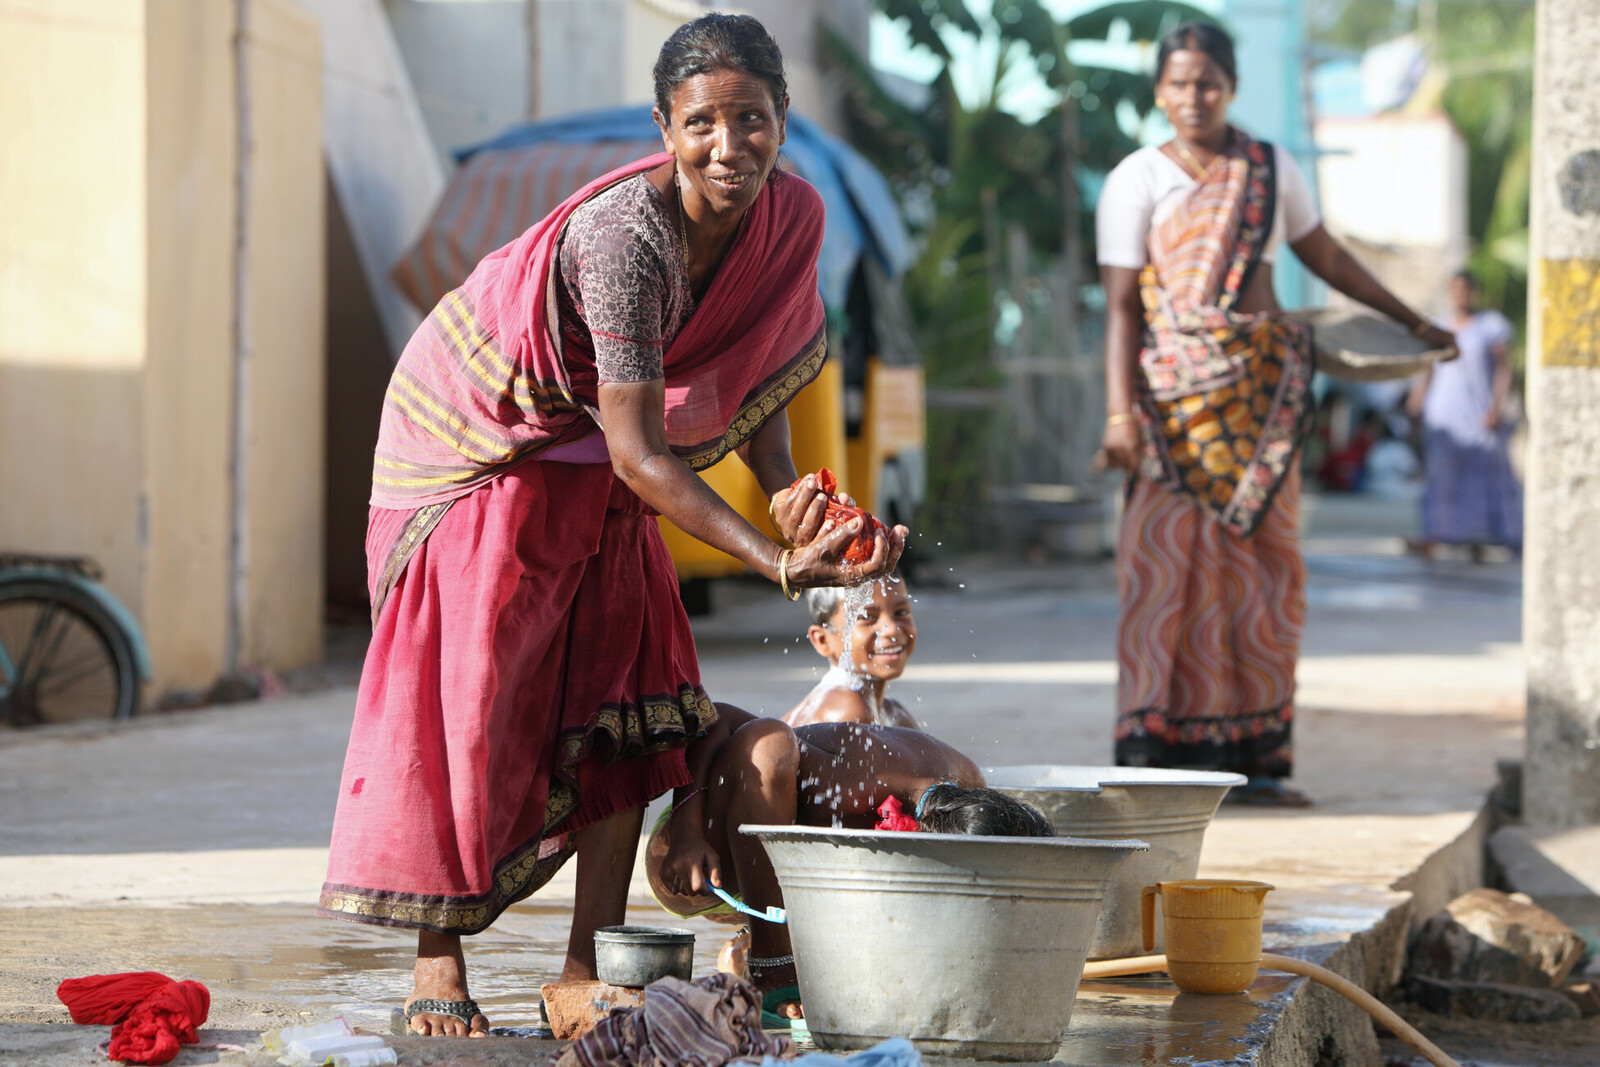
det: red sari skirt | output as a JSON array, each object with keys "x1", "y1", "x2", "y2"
[{"x1": 319, "y1": 460, "x2": 713, "y2": 934}]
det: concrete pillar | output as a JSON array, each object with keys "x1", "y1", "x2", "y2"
[{"x1": 1524, "y1": 0, "x2": 1600, "y2": 829}]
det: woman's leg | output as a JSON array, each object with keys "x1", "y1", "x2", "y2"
[
  {"x1": 561, "y1": 804, "x2": 648, "y2": 981},
  {"x1": 406, "y1": 931, "x2": 489, "y2": 1036}
]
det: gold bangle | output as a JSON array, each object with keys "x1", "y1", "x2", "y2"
[
  {"x1": 1106, "y1": 413, "x2": 1137, "y2": 427},
  {"x1": 1411, "y1": 320, "x2": 1432, "y2": 338},
  {"x1": 778, "y1": 548, "x2": 800, "y2": 601}
]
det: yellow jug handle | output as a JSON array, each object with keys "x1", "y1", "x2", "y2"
[{"x1": 1141, "y1": 884, "x2": 1159, "y2": 953}]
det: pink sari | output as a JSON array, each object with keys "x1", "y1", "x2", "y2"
[
  {"x1": 1113, "y1": 132, "x2": 1313, "y2": 778},
  {"x1": 321, "y1": 159, "x2": 825, "y2": 934}
]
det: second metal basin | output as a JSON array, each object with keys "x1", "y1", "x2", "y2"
[
  {"x1": 986, "y1": 765, "x2": 1245, "y2": 958},
  {"x1": 743, "y1": 824, "x2": 1143, "y2": 1060}
]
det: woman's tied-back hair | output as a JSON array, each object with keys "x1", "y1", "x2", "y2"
[
  {"x1": 915, "y1": 783, "x2": 1056, "y2": 838},
  {"x1": 653, "y1": 13, "x2": 788, "y2": 123},
  {"x1": 1154, "y1": 21, "x2": 1238, "y2": 89}
]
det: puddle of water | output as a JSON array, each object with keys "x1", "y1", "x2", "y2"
[{"x1": 1, "y1": 902, "x2": 737, "y2": 1032}]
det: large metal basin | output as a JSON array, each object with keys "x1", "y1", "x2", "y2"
[
  {"x1": 744, "y1": 824, "x2": 1144, "y2": 1060},
  {"x1": 985, "y1": 765, "x2": 1245, "y2": 958}
]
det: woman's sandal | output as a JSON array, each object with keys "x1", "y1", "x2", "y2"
[
  {"x1": 1224, "y1": 777, "x2": 1312, "y2": 808},
  {"x1": 392, "y1": 997, "x2": 485, "y2": 1036},
  {"x1": 760, "y1": 985, "x2": 808, "y2": 1039}
]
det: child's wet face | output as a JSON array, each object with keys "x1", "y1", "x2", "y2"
[{"x1": 828, "y1": 581, "x2": 916, "y2": 680}]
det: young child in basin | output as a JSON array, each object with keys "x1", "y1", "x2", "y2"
[
  {"x1": 644, "y1": 714, "x2": 1052, "y2": 1027},
  {"x1": 783, "y1": 575, "x2": 920, "y2": 729}
]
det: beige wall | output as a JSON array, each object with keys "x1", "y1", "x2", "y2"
[
  {"x1": 0, "y1": 0, "x2": 148, "y2": 614},
  {"x1": 143, "y1": 0, "x2": 237, "y2": 684},
  {"x1": 0, "y1": 0, "x2": 325, "y2": 696},
  {"x1": 241, "y1": 0, "x2": 325, "y2": 670}
]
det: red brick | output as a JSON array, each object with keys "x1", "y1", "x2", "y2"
[{"x1": 540, "y1": 980, "x2": 644, "y2": 1041}]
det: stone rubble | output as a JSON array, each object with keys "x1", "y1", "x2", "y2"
[{"x1": 1408, "y1": 887, "x2": 1587, "y2": 988}]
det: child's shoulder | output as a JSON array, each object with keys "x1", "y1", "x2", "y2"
[{"x1": 782, "y1": 686, "x2": 875, "y2": 728}]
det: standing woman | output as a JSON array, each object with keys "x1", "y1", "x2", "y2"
[
  {"x1": 1096, "y1": 22, "x2": 1453, "y2": 805},
  {"x1": 319, "y1": 13, "x2": 905, "y2": 1037}
]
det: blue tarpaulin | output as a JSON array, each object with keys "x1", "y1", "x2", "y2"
[{"x1": 392, "y1": 105, "x2": 911, "y2": 313}]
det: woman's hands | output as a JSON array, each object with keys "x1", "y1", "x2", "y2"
[
  {"x1": 1101, "y1": 418, "x2": 1143, "y2": 474},
  {"x1": 1415, "y1": 323, "x2": 1458, "y2": 358},
  {"x1": 660, "y1": 823, "x2": 722, "y2": 897},
  {"x1": 769, "y1": 473, "x2": 907, "y2": 588}
]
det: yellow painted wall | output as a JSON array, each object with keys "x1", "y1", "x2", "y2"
[
  {"x1": 0, "y1": 0, "x2": 147, "y2": 612},
  {"x1": 0, "y1": 0, "x2": 326, "y2": 695},
  {"x1": 143, "y1": 0, "x2": 237, "y2": 685},
  {"x1": 241, "y1": 0, "x2": 325, "y2": 669}
]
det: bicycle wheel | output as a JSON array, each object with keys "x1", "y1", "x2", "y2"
[{"x1": 0, "y1": 579, "x2": 139, "y2": 724}]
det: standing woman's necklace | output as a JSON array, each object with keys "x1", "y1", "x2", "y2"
[
  {"x1": 1172, "y1": 140, "x2": 1209, "y2": 181},
  {"x1": 1172, "y1": 127, "x2": 1234, "y2": 182}
]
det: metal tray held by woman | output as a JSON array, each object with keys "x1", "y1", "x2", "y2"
[{"x1": 1291, "y1": 306, "x2": 1459, "y2": 382}]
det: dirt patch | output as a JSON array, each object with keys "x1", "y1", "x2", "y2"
[{"x1": 1379, "y1": 1000, "x2": 1600, "y2": 1066}]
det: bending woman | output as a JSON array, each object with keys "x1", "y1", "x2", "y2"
[
  {"x1": 318, "y1": 13, "x2": 905, "y2": 1038},
  {"x1": 1096, "y1": 22, "x2": 1453, "y2": 806}
]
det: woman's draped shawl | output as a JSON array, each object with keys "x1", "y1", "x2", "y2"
[
  {"x1": 1134, "y1": 131, "x2": 1314, "y2": 538},
  {"x1": 370, "y1": 153, "x2": 828, "y2": 509}
]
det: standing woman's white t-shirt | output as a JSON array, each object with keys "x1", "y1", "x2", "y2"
[{"x1": 1095, "y1": 143, "x2": 1321, "y2": 270}]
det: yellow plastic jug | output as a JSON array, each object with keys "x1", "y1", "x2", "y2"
[{"x1": 1140, "y1": 879, "x2": 1275, "y2": 994}]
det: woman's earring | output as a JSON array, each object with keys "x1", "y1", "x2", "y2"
[{"x1": 1155, "y1": 97, "x2": 1167, "y2": 109}]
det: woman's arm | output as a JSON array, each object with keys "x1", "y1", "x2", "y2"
[
  {"x1": 1290, "y1": 225, "x2": 1455, "y2": 350},
  {"x1": 599, "y1": 378, "x2": 904, "y2": 585},
  {"x1": 1101, "y1": 264, "x2": 1146, "y2": 472},
  {"x1": 1488, "y1": 337, "x2": 1513, "y2": 429}
]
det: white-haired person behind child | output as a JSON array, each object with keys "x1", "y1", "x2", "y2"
[{"x1": 783, "y1": 577, "x2": 920, "y2": 729}]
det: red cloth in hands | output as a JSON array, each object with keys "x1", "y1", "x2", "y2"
[
  {"x1": 875, "y1": 795, "x2": 919, "y2": 832},
  {"x1": 58, "y1": 972, "x2": 210, "y2": 1065},
  {"x1": 794, "y1": 467, "x2": 889, "y2": 565}
]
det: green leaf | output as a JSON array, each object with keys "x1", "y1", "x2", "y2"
[{"x1": 1065, "y1": 1, "x2": 1219, "y2": 43}]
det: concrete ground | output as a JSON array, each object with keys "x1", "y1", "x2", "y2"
[{"x1": 0, "y1": 491, "x2": 1550, "y2": 1065}]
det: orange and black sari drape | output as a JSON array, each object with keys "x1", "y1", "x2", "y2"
[{"x1": 1114, "y1": 131, "x2": 1315, "y2": 778}]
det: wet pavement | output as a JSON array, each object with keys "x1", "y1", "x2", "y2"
[{"x1": 0, "y1": 492, "x2": 1528, "y2": 1064}]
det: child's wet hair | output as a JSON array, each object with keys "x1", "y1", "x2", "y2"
[
  {"x1": 803, "y1": 572, "x2": 909, "y2": 627},
  {"x1": 915, "y1": 783, "x2": 1055, "y2": 837}
]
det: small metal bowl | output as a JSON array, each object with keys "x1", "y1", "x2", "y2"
[{"x1": 593, "y1": 925, "x2": 695, "y2": 988}]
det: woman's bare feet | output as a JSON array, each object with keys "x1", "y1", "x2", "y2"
[{"x1": 406, "y1": 930, "x2": 489, "y2": 1037}]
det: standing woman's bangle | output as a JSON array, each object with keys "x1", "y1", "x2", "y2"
[
  {"x1": 778, "y1": 548, "x2": 801, "y2": 601},
  {"x1": 1410, "y1": 319, "x2": 1433, "y2": 338},
  {"x1": 1106, "y1": 413, "x2": 1137, "y2": 427}
]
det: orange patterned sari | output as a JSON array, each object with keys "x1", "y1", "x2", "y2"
[{"x1": 1114, "y1": 131, "x2": 1313, "y2": 778}]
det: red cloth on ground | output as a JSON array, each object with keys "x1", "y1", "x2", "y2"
[
  {"x1": 57, "y1": 972, "x2": 209, "y2": 1065},
  {"x1": 875, "y1": 796, "x2": 919, "y2": 832},
  {"x1": 320, "y1": 462, "x2": 711, "y2": 935},
  {"x1": 798, "y1": 468, "x2": 889, "y2": 564}
]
